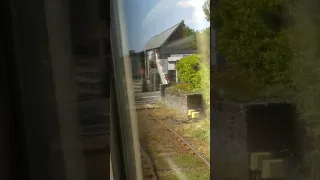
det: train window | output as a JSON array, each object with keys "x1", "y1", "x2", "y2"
[
  {"x1": 3, "y1": 0, "x2": 211, "y2": 179},
  {"x1": 124, "y1": 0, "x2": 211, "y2": 179},
  {"x1": 3, "y1": 0, "x2": 143, "y2": 179}
]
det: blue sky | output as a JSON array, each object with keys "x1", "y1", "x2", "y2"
[{"x1": 123, "y1": 0, "x2": 210, "y2": 52}]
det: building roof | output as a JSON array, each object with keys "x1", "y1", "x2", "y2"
[
  {"x1": 161, "y1": 34, "x2": 197, "y2": 50},
  {"x1": 145, "y1": 21, "x2": 183, "y2": 51}
]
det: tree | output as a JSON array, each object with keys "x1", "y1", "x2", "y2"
[
  {"x1": 212, "y1": 0, "x2": 293, "y2": 85},
  {"x1": 181, "y1": 21, "x2": 196, "y2": 37},
  {"x1": 212, "y1": 0, "x2": 320, "y2": 178},
  {"x1": 181, "y1": 21, "x2": 197, "y2": 49},
  {"x1": 202, "y1": 0, "x2": 210, "y2": 22}
]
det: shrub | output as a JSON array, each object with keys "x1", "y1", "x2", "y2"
[
  {"x1": 212, "y1": 0, "x2": 320, "y2": 178},
  {"x1": 175, "y1": 54, "x2": 201, "y2": 90},
  {"x1": 175, "y1": 54, "x2": 210, "y2": 113},
  {"x1": 167, "y1": 83, "x2": 192, "y2": 93},
  {"x1": 212, "y1": 0, "x2": 294, "y2": 85}
]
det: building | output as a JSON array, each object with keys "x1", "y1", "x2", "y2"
[
  {"x1": 144, "y1": 20, "x2": 197, "y2": 90},
  {"x1": 129, "y1": 50, "x2": 145, "y2": 79}
]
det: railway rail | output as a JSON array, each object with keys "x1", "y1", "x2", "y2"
[{"x1": 149, "y1": 114, "x2": 210, "y2": 167}]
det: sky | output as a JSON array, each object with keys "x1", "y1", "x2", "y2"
[{"x1": 123, "y1": 0, "x2": 210, "y2": 52}]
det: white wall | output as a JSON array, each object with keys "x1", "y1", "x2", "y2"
[{"x1": 168, "y1": 61, "x2": 176, "y2": 70}]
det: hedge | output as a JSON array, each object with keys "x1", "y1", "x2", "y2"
[{"x1": 175, "y1": 54, "x2": 201, "y2": 90}]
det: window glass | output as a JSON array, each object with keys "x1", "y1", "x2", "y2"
[{"x1": 123, "y1": 0, "x2": 211, "y2": 179}]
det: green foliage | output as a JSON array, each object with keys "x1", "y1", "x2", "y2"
[
  {"x1": 211, "y1": 0, "x2": 320, "y2": 178},
  {"x1": 212, "y1": 0, "x2": 294, "y2": 85},
  {"x1": 181, "y1": 21, "x2": 196, "y2": 37},
  {"x1": 202, "y1": 0, "x2": 210, "y2": 22},
  {"x1": 167, "y1": 83, "x2": 192, "y2": 93},
  {"x1": 175, "y1": 54, "x2": 201, "y2": 90},
  {"x1": 211, "y1": 66, "x2": 265, "y2": 101},
  {"x1": 173, "y1": 54, "x2": 210, "y2": 111},
  {"x1": 181, "y1": 22, "x2": 197, "y2": 49}
]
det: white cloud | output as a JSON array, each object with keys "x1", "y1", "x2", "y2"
[
  {"x1": 176, "y1": 0, "x2": 207, "y2": 28},
  {"x1": 142, "y1": 0, "x2": 177, "y2": 28}
]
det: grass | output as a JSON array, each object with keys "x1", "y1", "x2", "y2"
[
  {"x1": 156, "y1": 155, "x2": 206, "y2": 169},
  {"x1": 179, "y1": 119, "x2": 210, "y2": 143},
  {"x1": 137, "y1": 107, "x2": 210, "y2": 180},
  {"x1": 156, "y1": 155, "x2": 210, "y2": 180},
  {"x1": 158, "y1": 169, "x2": 210, "y2": 180},
  {"x1": 145, "y1": 131, "x2": 210, "y2": 180},
  {"x1": 175, "y1": 117, "x2": 210, "y2": 161}
]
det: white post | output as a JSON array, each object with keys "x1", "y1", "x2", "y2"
[
  {"x1": 154, "y1": 73, "x2": 156, "y2": 91},
  {"x1": 175, "y1": 69, "x2": 178, "y2": 82}
]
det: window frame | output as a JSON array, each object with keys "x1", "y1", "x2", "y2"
[
  {"x1": 110, "y1": 0, "x2": 143, "y2": 179},
  {"x1": 3, "y1": 0, "x2": 143, "y2": 179}
]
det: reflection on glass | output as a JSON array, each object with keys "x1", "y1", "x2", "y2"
[
  {"x1": 69, "y1": 0, "x2": 110, "y2": 179},
  {"x1": 124, "y1": 0, "x2": 211, "y2": 179}
]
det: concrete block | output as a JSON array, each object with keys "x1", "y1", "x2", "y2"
[
  {"x1": 188, "y1": 109, "x2": 195, "y2": 116},
  {"x1": 191, "y1": 112, "x2": 200, "y2": 119},
  {"x1": 250, "y1": 152, "x2": 272, "y2": 170},
  {"x1": 262, "y1": 159, "x2": 285, "y2": 179}
]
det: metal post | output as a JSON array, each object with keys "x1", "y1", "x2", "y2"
[{"x1": 160, "y1": 84, "x2": 170, "y2": 102}]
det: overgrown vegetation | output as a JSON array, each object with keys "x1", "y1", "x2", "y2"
[
  {"x1": 181, "y1": 21, "x2": 199, "y2": 49},
  {"x1": 211, "y1": 66, "x2": 264, "y2": 101},
  {"x1": 173, "y1": 53, "x2": 210, "y2": 108},
  {"x1": 212, "y1": 0, "x2": 294, "y2": 85},
  {"x1": 163, "y1": 3, "x2": 212, "y2": 166},
  {"x1": 210, "y1": 0, "x2": 320, "y2": 178},
  {"x1": 174, "y1": 10, "x2": 211, "y2": 109},
  {"x1": 167, "y1": 83, "x2": 193, "y2": 93},
  {"x1": 178, "y1": 119, "x2": 210, "y2": 144}
]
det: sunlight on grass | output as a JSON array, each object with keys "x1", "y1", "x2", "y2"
[
  {"x1": 181, "y1": 118, "x2": 210, "y2": 143},
  {"x1": 175, "y1": 117, "x2": 210, "y2": 160},
  {"x1": 158, "y1": 169, "x2": 210, "y2": 180}
]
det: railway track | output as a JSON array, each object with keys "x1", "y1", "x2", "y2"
[
  {"x1": 149, "y1": 114, "x2": 210, "y2": 167},
  {"x1": 137, "y1": 106, "x2": 210, "y2": 180}
]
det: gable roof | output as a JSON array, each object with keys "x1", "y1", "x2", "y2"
[
  {"x1": 161, "y1": 34, "x2": 197, "y2": 50},
  {"x1": 145, "y1": 21, "x2": 183, "y2": 51}
]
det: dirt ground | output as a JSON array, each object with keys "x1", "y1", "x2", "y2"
[{"x1": 136, "y1": 105, "x2": 210, "y2": 180}]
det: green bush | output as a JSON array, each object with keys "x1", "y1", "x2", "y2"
[
  {"x1": 212, "y1": 0, "x2": 320, "y2": 177},
  {"x1": 167, "y1": 83, "x2": 192, "y2": 93},
  {"x1": 175, "y1": 54, "x2": 201, "y2": 90},
  {"x1": 175, "y1": 54, "x2": 210, "y2": 112},
  {"x1": 212, "y1": 0, "x2": 294, "y2": 85}
]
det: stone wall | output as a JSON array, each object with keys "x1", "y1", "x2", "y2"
[
  {"x1": 211, "y1": 101, "x2": 304, "y2": 180},
  {"x1": 162, "y1": 88, "x2": 203, "y2": 115}
]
